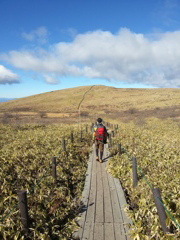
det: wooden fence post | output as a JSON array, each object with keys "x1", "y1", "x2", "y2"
[
  {"x1": 132, "y1": 137, "x2": 135, "y2": 153},
  {"x1": 152, "y1": 188, "x2": 168, "y2": 233},
  {"x1": 70, "y1": 132, "x2": 74, "y2": 143},
  {"x1": 52, "y1": 157, "x2": 57, "y2": 183},
  {"x1": 91, "y1": 123, "x2": 94, "y2": 132},
  {"x1": 80, "y1": 130, "x2": 83, "y2": 141},
  {"x1": 62, "y1": 137, "x2": 66, "y2": 151},
  {"x1": 17, "y1": 190, "x2": 29, "y2": 234},
  {"x1": 109, "y1": 134, "x2": 112, "y2": 148},
  {"x1": 132, "y1": 157, "x2": 138, "y2": 187},
  {"x1": 118, "y1": 143, "x2": 122, "y2": 155},
  {"x1": 115, "y1": 124, "x2": 118, "y2": 133}
]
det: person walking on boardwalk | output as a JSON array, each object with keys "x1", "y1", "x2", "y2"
[{"x1": 93, "y1": 118, "x2": 108, "y2": 163}]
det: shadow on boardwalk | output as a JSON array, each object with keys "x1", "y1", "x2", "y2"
[{"x1": 73, "y1": 144, "x2": 132, "y2": 240}]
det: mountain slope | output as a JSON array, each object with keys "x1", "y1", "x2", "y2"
[{"x1": 0, "y1": 85, "x2": 179, "y2": 123}]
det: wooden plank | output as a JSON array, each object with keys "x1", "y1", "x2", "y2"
[
  {"x1": 104, "y1": 223, "x2": 115, "y2": 240},
  {"x1": 113, "y1": 178, "x2": 132, "y2": 238},
  {"x1": 78, "y1": 150, "x2": 94, "y2": 227},
  {"x1": 94, "y1": 223, "x2": 104, "y2": 240},
  {"x1": 73, "y1": 147, "x2": 95, "y2": 239},
  {"x1": 102, "y1": 163, "x2": 113, "y2": 223},
  {"x1": 113, "y1": 178, "x2": 127, "y2": 205},
  {"x1": 82, "y1": 222, "x2": 94, "y2": 240},
  {"x1": 81, "y1": 155, "x2": 93, "y2": 202},
  {"x1": 125, "y1": 225, "x2": 131, "y2": 240},
  {"x1": 107, "y1": 172, "x2": 123, "y2": 223},
  {"x1": 103, "y1": 144, "x2": 109, "y2": 163},
  {"x1": 85, "y1": 148, "x2": 97, "y2": 223},
  {"x1": 114, "y1": 223, "x2": 126, "y2": 240},
  {"x1": 95, "y1": 159, "x2": 104, "y2": 223}
]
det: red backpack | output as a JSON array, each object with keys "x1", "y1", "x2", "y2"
[{"x1": 95, "y1": 125, "x2": 106, "y2": 141}]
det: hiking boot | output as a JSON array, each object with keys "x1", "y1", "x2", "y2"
[
  {"x1": 99, "y1": 159, "x2": 103, "y2": 163},
  {"x1": 96, "y1": 156, "x2": 99, "y2": 161}
]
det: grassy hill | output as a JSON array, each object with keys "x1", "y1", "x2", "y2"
[{"x1": 0, "y1": 85, "x2": 179, "y2": 124}]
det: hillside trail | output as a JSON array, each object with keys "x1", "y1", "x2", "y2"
[
  {"x1": 73, "y1": 144, "x2": 132, "y2": 240},
  {"x1": 77, "y1": 85, "x2": 95, "y2": 112}
]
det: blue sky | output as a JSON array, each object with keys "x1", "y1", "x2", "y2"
[{"x1": 0, "y1": 0, "x2": 180, "y2": 98}]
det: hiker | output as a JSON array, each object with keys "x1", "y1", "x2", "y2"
[{"x1": 93, "y1": 118, "x2": 108, "y2": 163}]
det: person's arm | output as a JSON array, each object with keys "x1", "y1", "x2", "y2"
[
  {"x1": 104, "y1": 126, "x2": 109, "y2": 138},
  {"x1": 93, "y1": 127, "x2": 97, "y2": 142}
]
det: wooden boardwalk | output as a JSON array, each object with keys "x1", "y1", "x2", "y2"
[{"x1": 73, "y1": 144, "x2": 132, "y2": 240}]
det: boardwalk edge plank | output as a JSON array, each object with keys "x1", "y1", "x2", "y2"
[{"x1": 72, "y1": 146, "x2": 94, "y2": 239}]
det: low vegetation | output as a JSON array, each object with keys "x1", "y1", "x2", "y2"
[
  {"x1": 107, "y1": 118, "x2": 180, "y2": 239},
  {"x1": 0, "y1": 123, "x2": 92, "y2": 239}
]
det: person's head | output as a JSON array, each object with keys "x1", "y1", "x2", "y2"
[{"x1": 97, "y1": 118, "x2": 103, "y2": 124}]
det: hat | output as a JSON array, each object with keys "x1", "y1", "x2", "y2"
[{"x1": 97, "y1": 118, "x2": 103, "y2": 123}]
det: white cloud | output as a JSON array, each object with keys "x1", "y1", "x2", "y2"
[
  {"x1": 1, "y1": 28, "x2": 180, "y2": 87},
  {"x1": 43, "y1": 74, "x2": 59, "y2": 84},
  {"x1": 22, "y1": 26, "x2": 48, "y2": 44},
  {"x1": 0, "y1": 65, "x2": 20, "y2": 84}
]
